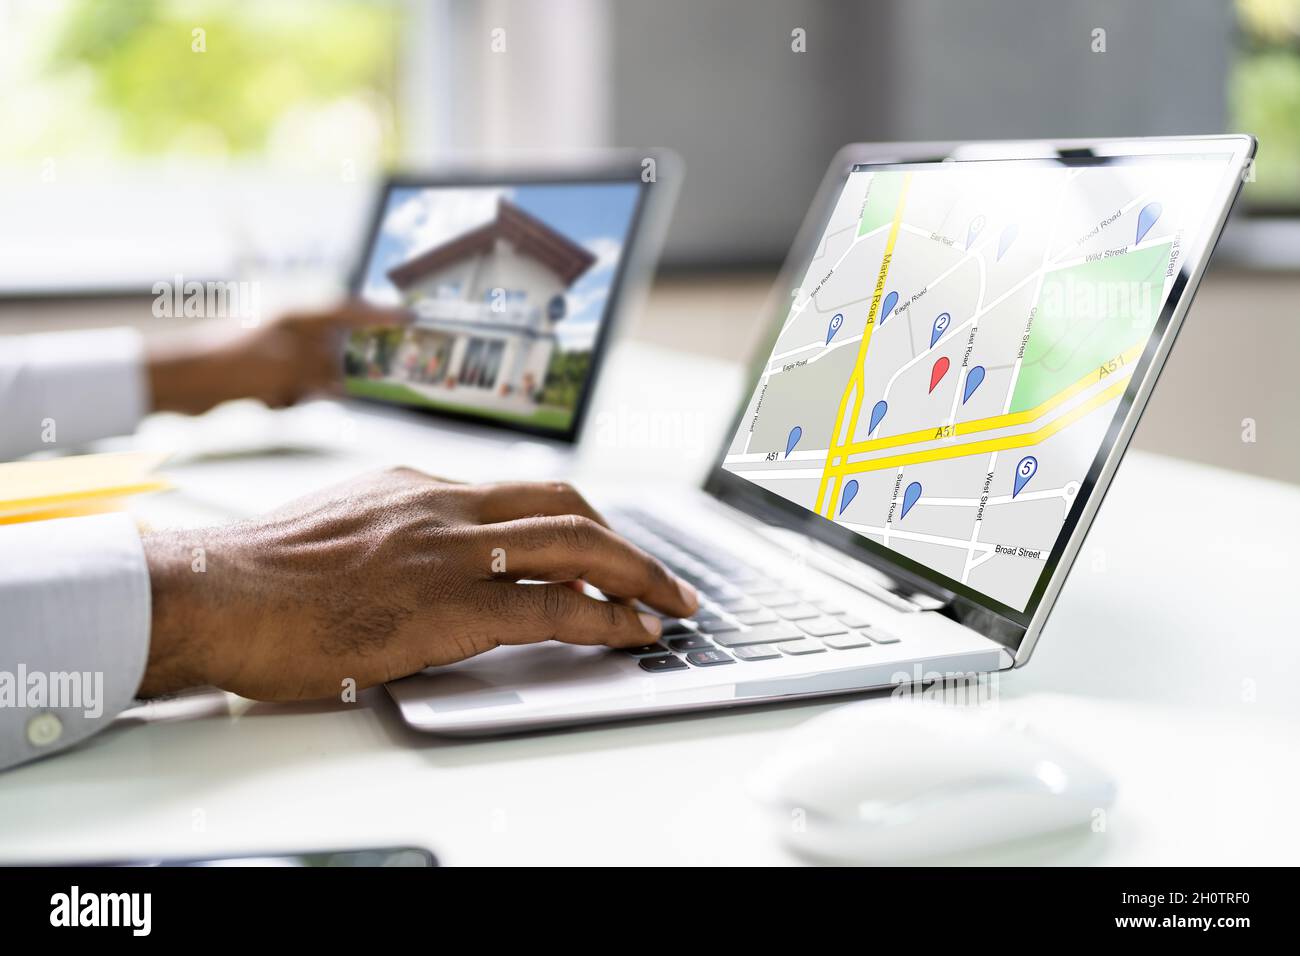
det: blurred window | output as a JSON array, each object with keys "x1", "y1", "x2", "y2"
[
  {"x1": 0, "y1": 0, "x2": 409, "y2": 294},
  {"x1": 1233, "y1": 0, "x2": 1300, "y2": 210},
  {"x1": 3, "y1": 0, "x2": 403, "y2": 169}
]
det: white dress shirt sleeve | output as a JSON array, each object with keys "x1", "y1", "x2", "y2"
[
  {"x1": 0, "y1": 327, "x2": 154, "y2": 771},
  {"x1": 0, "y1": 327, "x2": 149, "y2": 460},
  {"x1": 0, "y1": 513, "x2": 151, "y2": 771}
]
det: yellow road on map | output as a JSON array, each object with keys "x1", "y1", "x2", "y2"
[
  {"x1": 812, "y1": 171, "x2": 1147, "y2": 518},
  {"x1": 836, "y1": 340, "x2": 1145, "y2": 458},
  {"x1": 814, "y1": 173, "x2": 912, "y2": 517},
  {"x1": 828, "y1": 374, "x2": 1131, "y2": 478}
]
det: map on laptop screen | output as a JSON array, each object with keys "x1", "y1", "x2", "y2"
[{"x1": 723, "y1": 154, "x2": 1234, "y2": 612}]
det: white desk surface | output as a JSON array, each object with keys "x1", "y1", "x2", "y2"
[{"x1": 2, "y1": 342, "x2": 1298, "y2": 866}]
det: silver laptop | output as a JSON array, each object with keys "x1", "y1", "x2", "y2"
[{"x1": 388, "y1": 135, "x2": 1255, "y2": 735}]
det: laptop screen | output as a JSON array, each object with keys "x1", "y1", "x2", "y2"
[
  {"x1": 720, "y1": 150, "x2": 1240, "y2": 616},
  {"x1": 346, "y1": 176, "x2": 646, "y2": 440}
]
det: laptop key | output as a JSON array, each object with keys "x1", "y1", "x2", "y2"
[
  {"x1": 867, "y1": 629, "x2": 901, "y2": 644},
  {"x1": 661, "y1": 619, "x2": 695, "y2": 636},
  {"x1": 814, "y1": 599, "x2": 847, "y2": 615},
  {"x1": 686, "y1": 649, "x2": 734, "y2": 667},
  {"x1": 780, "y1": 640, "x2": 826, "y2": 655},
  {"x1": 734, "y1": 608, "x2": 779, "y2": 625},
  {"x1": 824, "y1": 631, "x2": 873, "y2": 650},
  {"x1": 733, "y1": 644, "x2": 782, "y2": 661},
  {"x1": 775, "y1": 602, "x2": 820, "y2": 621},
  {"x1": 694, "y1": 615, "x2": 740, "y2": 633},
  {"x1": 714, "y1": 594, "x2": 760, "y2": 611},
  {"x1": 754, "y1": 589, "x2": 801, "y2": 607},
  {"x1": 624, "y1": 642, "x2": 670, "y2": 657},
  {"x1": 710, "y1": 621, "x2": 804, "y2": 647},
  {"x1": 668, "y1": 634, "x2": 713, "y2": 652},
  {"x1": 837, "y1": 611, "x2": 873, "y2": 629},
  {"x1": 639, "y1": 654, "x2": 689, "y2": 673},
  {"x1": 796, "y1": 616, "x2": 850, "y2": 638}
]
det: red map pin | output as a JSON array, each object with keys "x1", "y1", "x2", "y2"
[{"x1": 929, "y1": 356, "x2": 950, "y2": 394}]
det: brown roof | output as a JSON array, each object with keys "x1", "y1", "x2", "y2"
[{"x1": 387, "y1": 198, "x2": 597, "y2": 289}]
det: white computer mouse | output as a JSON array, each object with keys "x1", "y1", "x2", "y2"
[{"x1": 750, "y1": 700, "x2": 1116, "y2": 864}]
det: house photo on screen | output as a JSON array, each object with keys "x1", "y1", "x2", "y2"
[{"x1": 345, "y1": 181, "x2": 642, "y2": 434}]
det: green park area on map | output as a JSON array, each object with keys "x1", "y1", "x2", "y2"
[
  {"x1": 858, "y1": 171, "x2": 907, "y2": 235},
  {"x1": 1009, "y1": 242, "x2": 1171, "y2": 412}
]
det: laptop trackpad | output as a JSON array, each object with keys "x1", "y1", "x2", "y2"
[{"x1": 395, "y1": 643, "x2": 632, "y2": 711}]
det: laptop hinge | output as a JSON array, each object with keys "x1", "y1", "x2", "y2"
[
  {"x1": 740, "y1": 523, "x2": 944, "y2": 614},
  {"x1": 696, "y1": 492, "x2": 950, "y2": 614}
]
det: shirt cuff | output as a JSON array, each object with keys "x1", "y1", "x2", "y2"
[
  {"x1": 0, "y1": 513, "x2": 151, "y2": 771},
  {"x1": 1, "y1": 327, "x2": 148, "y2": 457}
]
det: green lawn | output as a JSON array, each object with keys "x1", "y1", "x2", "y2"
[{"x1": 344, "y1": 379, "x2": 574, "y2": 431}]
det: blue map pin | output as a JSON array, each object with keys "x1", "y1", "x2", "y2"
[
  {"x1": 997, "y1": 224, "x2": 1019, "y2": 261},
  {"x1": 900, "y1": 481, "x2": 922, "y2": 520},
  {"x1": 1135, "y1": 202, "x2": 1162, "y2": 245},
  {"x1": 966, "y1": 215, "x2": 986, "y2": 249},
  {"x1": 877, "y1": 291, "x2": 899, "y2": 326},
  {"x1": 839, "y1": 479, "x2": 859, "y2": 515},
  {"x1": 962, "y1": 365, "x2": 985, "y2": 404},
  {"x1": 784, "y1": 425, "x2": 802, "y2": 458},
  {"x1": 826, "y1": 313, "x2": 844, "y2": 345},
  {"x1": 868, "y1": 399, "x2": 888, "y2": 435},
  {"x1": 1012, "y1": 455, "x2": 1038, "y2": 498},
  {"x1": 930, "y1": 312, "x2": 951, "y2": 348}
]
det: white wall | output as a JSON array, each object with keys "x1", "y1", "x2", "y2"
[
  {"x1": 472, "y1": 239, "x2": 564, "y2": 309},
  {"x1": 440, "y1": 0, "x2": 611, "y2": 152},
  {"x1": 404, "y1": 256, "x2": 480, "y2": 304},
  {"x1": 604, "y1": 0, "x2": 1235, "y2": 267},
  {"x1": 885, "y1": 0, "x2": 1231, "y2": 141}
]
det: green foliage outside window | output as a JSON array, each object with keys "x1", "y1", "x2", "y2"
[
  {"x1": 1233, "y1": 0, "x2": 1300, "y2": 207},
  {"x1": 15, "y1": 0, "x2": 402, "y2": 163}
]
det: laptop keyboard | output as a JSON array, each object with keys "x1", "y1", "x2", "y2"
[{"x1": 612, "y1": 508, "x2": 900, "y2": 673}]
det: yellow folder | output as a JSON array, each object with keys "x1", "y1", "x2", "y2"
[{"x1": 0, "y1": 451, "x2": 171, "y2": 525}]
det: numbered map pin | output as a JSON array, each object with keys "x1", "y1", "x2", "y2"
[
  {"x1": 966, "y1": 215, "x2": 986, "y2": 249},
  {"x1": 826, "y1": 313, "x2": 844, "y2": 345},
  {"x1": 784, "y1": 425, "x2": 802, "y2": 458},
  {"x1": 929, "y1": 356, "x2": 950, "y2": 394},
  {"x1": 839, "y1": 479, "x2": 859, "y2": 515},
  {"x1": 900, "y1": 481, "x2": 922, "y2": 520},
  {"x1": 996, "y1": 224, "x2": 1019, "y2": 261},
  {"x1": 962, "y1": 365, "x2": 985, "y2": 404},
  {"x1": 929, "y1": 312, "x2": 951, "y2": 348},
  {"x1": 868, "y1": 399, "x2": 888, "y2": 435},
  {"x1": 1012, "y1": 455, "x2": 1038, "y2": 498},
  {"x1": 1135, "y1": 202, "x2": 1162, "y2": 245},
  {"x1": 878, "y1": 290, "x2": 899, "y2": 326}
]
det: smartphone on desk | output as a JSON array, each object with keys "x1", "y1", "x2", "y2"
[{"x1": 21, "y1": 847, "x2": 437, "y2": 868}]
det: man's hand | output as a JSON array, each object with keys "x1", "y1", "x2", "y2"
[
  {"x1": 146, "y1": 300, "x2": 407, "y2": 415},
  {"x1": 138, "y1": 468, "x2": 700, "y2": 700}
]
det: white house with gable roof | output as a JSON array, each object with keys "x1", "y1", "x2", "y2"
[{"x1": 368, "y1": 198, "x2": 596, "y2": 405}]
